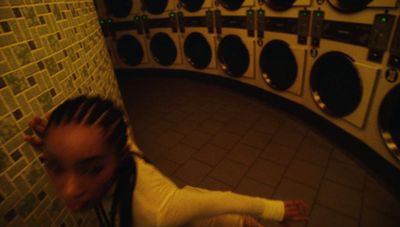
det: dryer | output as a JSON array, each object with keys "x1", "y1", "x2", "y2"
[
  {"x1": 141, "y1": 0, "x2": 183, "y2": 67},
  {"x1": 214, "y1": 0, "x2": 256, "y2": 81},
  {"x1": 254, "y1": 0, "x2": 312, "y2": 104},
  {"x1": 177, "y1": 0, "x2": 217, "y2": 72},
  {"x1": 303, "y1": 2, "x2": 398, "y2": 144}
]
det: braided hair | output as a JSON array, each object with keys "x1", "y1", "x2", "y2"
[{"x1": 44, "y1": 95, "x2": 136, "y2": 227}]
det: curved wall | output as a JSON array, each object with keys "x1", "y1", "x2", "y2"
[
  {"x1": 0, "y1": 0, "x2": 127, "y2": 226},
  {"x1": 97, "y1": 0, "x2": 400, "y2": 171}
]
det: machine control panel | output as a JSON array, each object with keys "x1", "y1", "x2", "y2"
[
  {"x1": 247, "y1": 9, "x2": 255, "y2": 37},
  {"x1": 257, "y1": 9, "x2": 265, "y2": 39},
  {"x1": 135, "y1": 16, "x2": 143, "y2": 34},
  {"x1": 177, "y1": 11, "x2": 185, "y2": 33},
  {"x1": 206, "y1": 10, "x2": 214, "y2": 33},
  {"x1": 311, "y1": 10, "x2": 324, "y2": 47},
  {"x1": 388, "y1": 16, "x2": 400, "y2": 69},
  {"x1": 298, "y1": 10, "x2": 310, "y2": 45},
  {"x1": 368, "y1": 14, "x2": 395, "y2": 63},
  {"x1": 169, "y1": 12, "x2": 178, "y2": 33},
  {"x1": 215, "y1": 10, "x2": 222, "y2": 35}
]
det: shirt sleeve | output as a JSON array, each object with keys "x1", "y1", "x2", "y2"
[{"x1": 157, "y1": 185, "x2": 285, "y2": 226}]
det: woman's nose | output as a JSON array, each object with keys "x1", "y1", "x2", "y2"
[{"x1": 62, "y1": 174, "x2": 85, "y2": 200}]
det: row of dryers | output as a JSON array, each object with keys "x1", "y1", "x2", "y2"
[{"x1": 95, "y1": 0, "x2": 400, "y2": 170}]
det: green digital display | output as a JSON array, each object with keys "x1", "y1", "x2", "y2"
[{"x1": 380, "y1": 16, "x2": 388, "y2": 23}]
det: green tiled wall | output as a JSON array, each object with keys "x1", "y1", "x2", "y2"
[{"x1": 0, "y1": 0, "x2": 125, "y2": 226}]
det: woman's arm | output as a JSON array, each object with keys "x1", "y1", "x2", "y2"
[{"x1": 157, "y1": 186, "x2": 286, "y2": 226}]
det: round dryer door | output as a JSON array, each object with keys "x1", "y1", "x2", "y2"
[
  {"x1": 263, "y1": 0, "x2": 296, "y2": 11},
  {"x1": 310, "y1": 51, "x2": 362, "y2": 118},
  {"x1": 260, "y1": 40, "x2": 297, "y2": 91},
  {"x1": 218, "y1": 35, "x2": 250, "y2": 77},
  {"x1": 184, "y1": 32, "x2": 212, "y2": 69},
  {"x1": 117, "y1": 35, "x2": 144, "y2": 66},
  {"x1": 150, "y1": 32, "x2": 177, "y2": 66},
  {"x1": 328, "y1": 0, "x2": 373, "y2": 13},
  {"x1": 104, "y1": 0, "x2": 132, "y2": 18},
  {"x1": 379, "y1": 84, "x2": 400, "y2": 161},
  {"x1": 218, "y1": 0, "x2": 245, "y2": 11},
  {"x1": 142, "y1": 0, "x2": 168, "y2": 15},
  {"x1": 180, "y1": 0, "x2": 205, "y2": 12}
]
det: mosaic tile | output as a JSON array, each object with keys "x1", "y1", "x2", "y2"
[
  {"x1": 25, "y1": 160, "x2": 44, "y2": 186},
  {"x1": 8, "y1": 20, "x2": 24, "y2": 42},
  {"x1": 0, "y1": 98, "x2": 7, "y2": 116},
  {"x1": 23, "y1": 7, "x2": 39, "y2": 27},
  {"x1": 0, "y1": 148, "x2": 12, "y2": 172},
  {"x1": 6, "y1": 158, "x2": 27, "y2": 179},
  {"x1": 4, "y1": 129, "x2": 24, "y2": 152},
  {"x1": 43, "y1": 57, "x2": 59, "y2": 75},
  {"x1": 0, "y1": 175, "x2": 15, "y2": 196},
  {"x1": 0, "y1": 115, "x2": 19, "y2": 143},
  {"x1": 17, "y1": 192, "x2": 37, "y2": 218},
  {"x1": 39, "y1": 211, "x2": 53, "y2": 227},
  {"x1": 0, "y1": 33, "x2": 17, "y2": 47},
  {"x1": 0, "y1": 8, "x2": 15, "y2": 20},
  {"x1": 48, "y1": 33, "x2": 60, "y2": 51},
  {"x1": 52, "y1": 4, "x2": 62, "y2": 20},
  {"x1": 4, "y1": 71, "x2": 29, "y2": 95},
  {"x1": 12, "y1": 8, "x2": 22, "y2": 18},
  {"x1": 13, "y1": 43, "x2": 34, "y2": 66},
  {"x1": 24, "y1": 85, "x2": 41, "y2": 101},
  {"x1": 37, "y1": 91, "x2": 53, "y2": 113},
  {"x1": 0, "y1": 61, "x2": 10, "y2": 75},
  {"x1": 1, "y1": 21, "x2": 11, "y2": 33},
  {"x1": 34, "y1": 5, "x2": 48, "y2": 15},
  {"x1": 9, "y1": 0, "x2": 25, "y2": 5},
  {"x1": 13, "y1": 175, "x2": 30, "y2": 194},
  {"x1": 20, "y1": 143, "x2": 35, "y2": 163},
  {"x1": 12, "y1": 109, "x2": 23, "y2": 120}
]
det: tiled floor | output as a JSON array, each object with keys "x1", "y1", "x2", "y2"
[{"x1": 117, "y1": 73, "x2": 400, "y2": 227}]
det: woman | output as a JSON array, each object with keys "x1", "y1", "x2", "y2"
[{"x1": 25, "y1": 95, "x2": 308, "y2": 227}]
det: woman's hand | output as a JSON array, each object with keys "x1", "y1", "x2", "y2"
[
  {"x1": 283, "y1": 200, "x2": 309, "y2": 222},
  {"x1": 23, "y1": 114, "x2": 50, "y2": 146}
]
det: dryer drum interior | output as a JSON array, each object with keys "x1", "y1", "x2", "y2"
[
  {"x1": 378, "y1": 84, "x2": 400, "y2": 160},
  {"x1": 117, "y1": 35, "x2": 144, "y2": 66},
  {"x1": 184, "y1": 32, "x2": 212, "y2": 69},
  {"x1": 263, "y1": 0, "x2": 296, "y2": 11},
  {"x1": 180, "y1": 0, "x2": 205, "y2": 12},
  {"x1": 150, "y1": 32, "x2": 177, "y2": 66},
  {"x1": 218, "y1": 0, "x2": 244, "y2": 11},
  {"x1": 260, "y1": 40, "x2": 297, "y2": 91},
  {"x1": 142, "y1": 0, "x2": 168, "y2": 15},
  {"x1": 310, "y1": 51, "x2": 362, "y2": 118},
  {"x1": 328, "y1": 0, "x2": 373, "y2": 13},
  {"x1": 104, "y1": 0, "x2": 132, "y2": 18},
  {"x1": 218, "y1": 35, "x2": 249, "y2": 77}
]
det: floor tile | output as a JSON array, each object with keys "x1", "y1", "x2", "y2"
[
  {"x1": 173, "y1": 119, "x2": 200, "y2": 135},
  {"x1": 197, "y1": 118, "x2": 224, "y2": 135},
  {"x1": 227, "y1": 143, "x2": 262, "y2": 166},
  {"x1": 223, "y1": 118, "x2": 252, "y2": 136},
  {"x1": 210, "y1": 131, "x2": 241, "y2": 150},
  {"x1": 175, "y1": 159, "x2": 212, "y2": 186},
  {"x1": 360, "y1": 207, "x2": 400, "y2": 227},
  {"x1": 246, "y1": 159, "x2": 286, "y2": 187},
  {"x1": 272, "y1": 178, "x2": 317, "y2": 206},
  {"x1": 261, "y1": 142, "x2": 297, "y2": 166},
  {"x1": 235, "y1": 177, "x2": 274, "y2": 198},
  {"x1": 163, "y1": 143, "x2": 197, "y2": 164},
  {"x1": 152, "y1": 158, "x2": 180, "y2": 177},
  {"x1": 163, "y1": 110, "x2": 189, "y2": 124},
  {"x1": 193, "y1": 144, "x2": 229, "y2": 166},
  {"x1": 316, "y1": 180, "x2": 362, "y2": 218},
  {"x1": 181, "y1": 130, "x2": 211, "y2": 149},
  {"x1": 295, "y1": 138, "x2": 332, "y2": 167},
  {"x1": 199, "y1": 177, "x2": 233, "y2": 191},
  {"x1": 330, "y1": 146, "x2": 360, "y2": 166},
  {"x1": 240, "y1": 130, "x2": 272, "y2": 150},
  {"x1": 251, "y1": 114, "x2": 283, "y2": 135},
  {"x1": 307, "y1": 205, "x2": 358, "y2": 227},
  {"x1": 324, "y1": 159, "x2": 365, "y2": 191},
  {"x1": 285, "y1": 159, "x2": 325, "y2": 189},
  {"x1": 210, "y1": 159, "x2": 249, "y2": 187},
  {"x1": 271, "y1": 127, "x2": 305, "y2": 149},
  {"x1": 156, "y1": 130, "x2": 185, "y2": 148}
]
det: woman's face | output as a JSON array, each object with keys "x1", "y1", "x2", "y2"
[{"x1": 42, "y1": 124, "x2": 120, "y2": 212}]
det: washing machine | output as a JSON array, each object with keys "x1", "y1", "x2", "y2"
[
  {"x1": 302, "y1": 1, "x2": 399, "y2": 146},
  {"x1": 254, "y1": 0, "x2": 312, "y2": 104},
  {"x1": 176, "y1": 1, "x2": 217, "y2": 72},
  {"x1": 325, "y1": 0, "x2": 398, "y2": 13},
  {"x1": 214, "y1": 0, "x2": 256, "y2": 81},
  {"x1": 140, "y1": 0, "x2": 183, "y2": 67},
  {"x1": 364, "y1": 15, "x2": 400, "y2": 170}
]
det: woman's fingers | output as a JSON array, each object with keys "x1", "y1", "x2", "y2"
[
  {"x1": 24, "y1": 135, "x2": 44, "y2": 146},
  {"x1": 28, "y1": 116, "x2": 48, "y2": 136}
]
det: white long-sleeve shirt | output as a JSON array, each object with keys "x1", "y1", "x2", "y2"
[{"x1": 102, "y1": 152, "x2": 285, "y2": 227}]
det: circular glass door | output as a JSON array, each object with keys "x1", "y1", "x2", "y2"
[
  {"x1": 310, "y1": 51, "x2": 362, "y2": 117},
  {"x1": 260, "y1": 40, "x2": 297, "y2": 90},
  {"x1": 328, "y1": 0, "x2": 373, "y2": 13},
  {"x1": 117, "y1": 35, "x2": 144, "y2": 66},
  {"x1": 105, "y1": 0, "x2": 132, "y2": 18},
  {"x1": 180, "y1": 0, "x2": 205, "y2": 12},
  {"x1": 142, "y1": 0, "x2": 168, "y2": 15},
  {"x1": 150, "y1": 32, "x2": 177, "y2": 66},
  {"x1": 218, "y1": 0, "x2": 245, "y2": 11},
  {"x1": 184, "y1": 32, "x2": 212, "y2": 69},
  {"x1": 263, "y1": 0, "x2": 295, "y2": 11},
  {"x1": 379, "y1": 84, "x2": 400, "y2": 161},
  {"x1": 218, "y1": 35, "x2": 249, "y2": 77}
]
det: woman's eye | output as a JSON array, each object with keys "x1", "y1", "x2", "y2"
[
  {"x1": 44, "y1": 161, "x2": 63, "y2": 174},
  {"x1": 83, "y1": 166, "x2": 104, "y2": 175}
]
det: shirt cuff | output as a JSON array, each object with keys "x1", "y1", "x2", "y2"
[{"x1": 261, "y1": 200, "x2": 285, "y2": 222}]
